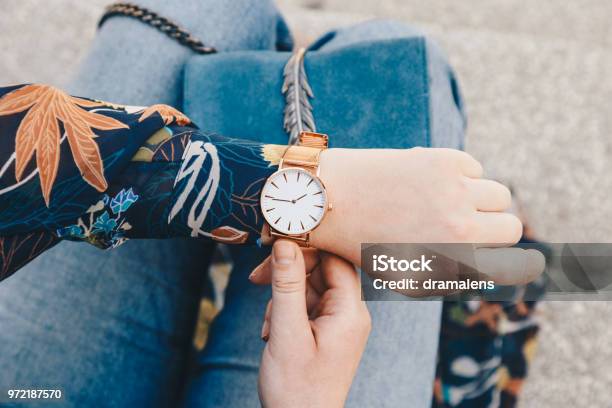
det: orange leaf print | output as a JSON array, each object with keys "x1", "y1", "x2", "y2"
[
  {"x1": 0, "y1": 84, "x2": 129, "y2": 206},
  {"x1": 14, "y1": 88, "x2": 55, "y2": 181},
  {"x1": 64, "y1": 122, "x2": 108, "y2": 192},
  {"x1": 34, "y1": 108, "x2": 61, "y2": 203},
  {"x1": 71, "y1": 96, "x2": 111, "y2": 109},
  {"x1": 138, "y1": 104, "x2": 191, "y2": 126},
  {"x1": 0, "y1": 84, "x2": 43, "y2": 116},
  {"x1": 210, "y1": 226, "x2": 249, "y2": 244}
]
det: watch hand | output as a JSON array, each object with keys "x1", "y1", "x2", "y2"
[
  {"x1": 294, "y1": 194, "x2": 307, "y2": 202},
  {"x1": 271, "y1": 198, "x2": 293, "y2": 203}
]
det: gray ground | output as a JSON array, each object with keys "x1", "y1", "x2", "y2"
[{"x1": 1, "y1": 0, "x2": 611, "y2": 406}]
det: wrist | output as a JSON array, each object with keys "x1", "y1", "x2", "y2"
[{"x1": 309, "y1": 149, "x2": 347, "y2": 253}]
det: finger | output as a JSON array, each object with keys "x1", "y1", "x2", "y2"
[
  {"x1": 465, "y1": 178, "x2": 512, "y2": 212},
  {"x1": 316, "y1": 254, "x2": 370, "y2": 336},
  {"x1": 320, "y1": 253, "x2": 361, "y2": 299},
  {"x1": 268, "y1": 240, "x2": 311, "y2": 344},
  {"x1": 307, "y1": 263, "x2": 326, "y2": 295},
  {"x1": 261, "y1": 299, "x2": 272, "y2": 341},
  {"x1": 473, "y1": 212, "x2": 523, "y2": 246},
  {"x1": 249, "y1": 248, "x2": 320, "y2": 285},
  {"x1": 472, "y1": 247, "x2": 546, "y2": 285},
  {"x1": 450, "y1": 150, "x2": 483, "y2": 178},
  {"x1": 306, "y1": 281, "x2": 322, "y2": 317}
]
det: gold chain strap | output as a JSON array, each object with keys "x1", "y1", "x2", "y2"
[{"x1": 98, "y1": 2, "x2": 217, "y2": 55}]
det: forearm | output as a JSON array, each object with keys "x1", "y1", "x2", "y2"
[
  {"x1": 59, "y1": 127, "x2": 283, "y2": 247},
  {"x1": 0, "y1": 84, "x2": 289, "y2": 280}
]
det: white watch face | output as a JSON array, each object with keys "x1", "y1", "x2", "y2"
[{"x1": 260, "y1": 168, "x2": 328, "y2": 235}]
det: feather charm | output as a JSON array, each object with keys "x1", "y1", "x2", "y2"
[{"x1": 282, "y1": 48, "x2": 317, "y2": 145}]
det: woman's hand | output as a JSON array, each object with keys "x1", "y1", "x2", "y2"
[
  {"x1": 312, "y1": 147, "x2": 521, "y2": 265},
  {"x1": 255, "y1": 148, "x2": 544, "y2": 294},
  {"x1": 255, "y1": 240, "x2": 371, "y2": 408}
]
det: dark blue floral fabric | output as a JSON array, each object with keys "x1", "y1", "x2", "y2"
[
  {"x1": 433, "y1": 238, "x2": 550, "y2": 408},
  {"x1": 0, "y1": 84, "x2": 287, "y2": 280}
]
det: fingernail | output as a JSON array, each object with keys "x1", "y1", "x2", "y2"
[
  {"x1": 273, "y1": 241, "x2": 295, "y2": 265},
  {"x1": 249, "y1": 263, "x2": 264, "y2": 281}
]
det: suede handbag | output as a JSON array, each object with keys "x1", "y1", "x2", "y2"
[{"x1": 182, "y1": 37, "x2": 465, "y2": 150}]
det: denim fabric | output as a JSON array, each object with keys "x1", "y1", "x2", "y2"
[{"x1": 0, "y1": 5, "x2": 465, "y2": 408}]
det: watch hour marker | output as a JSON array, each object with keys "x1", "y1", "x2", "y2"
[
  {"x1": 314, "y1": 205, "x2": 324, "y2": 208},
  {"x1": 297, "y1": 172, "x2": 301, "y2": 182},
  {"x1": 271, "y1": 181, "x2": 279, "y2": 189},
  {"x1": 283, "y1": 173, "x2": 288, "y2": 183},
  {"x1": 266, "y1": 208, "x2": 275, "y2": 212},
  {"x1": 307, "y1": 179, "x2": 314, "y2": 187},
  {"x1": 288, "y1": 221, "x2": 291, "y2": 231},
  {"x1": 264, "y1": 195, "x2": 273, "y2": 198},
  {"x1": 274, "y1": 216, "x2": 281, "y2": 225},
  {"x1": 312, "y1": 191, "x2": 323, "y2": 195},
  {"x1": 309, "y1": 215, "x2": 317, "y2": 222},
  {"x1": 300, "y1": 221, "x2": 305, "y2": 230}
]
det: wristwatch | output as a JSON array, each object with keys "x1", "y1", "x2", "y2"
[{"x1": 260, "y1": 132, "x2": 331, "y2": 246}]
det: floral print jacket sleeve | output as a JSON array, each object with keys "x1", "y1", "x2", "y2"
[{"x1": 0, "y1": 84, "x2": 287, "y2": 281}]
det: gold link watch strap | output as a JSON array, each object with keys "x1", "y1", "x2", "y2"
[
  {"x1": 280, "y1": 132, "x2": 328, "y2": 175},
  {"x1": 298, "y1": 132, "x2": 329, "y2": 149},
  {"x1": 271, "y1": 132, "x2": 329, "y2": 246}
]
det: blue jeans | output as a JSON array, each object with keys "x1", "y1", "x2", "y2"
[{"x1": 0, "y1": 1, "x2": 464, "y2": 407}]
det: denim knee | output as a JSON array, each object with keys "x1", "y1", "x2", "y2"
[
  {"x1": 69, "y1": 0, "x2": 288, "y2": 106},
  {"x1": 135, "y1": 0, "x2": 286, "y2": 51}
]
